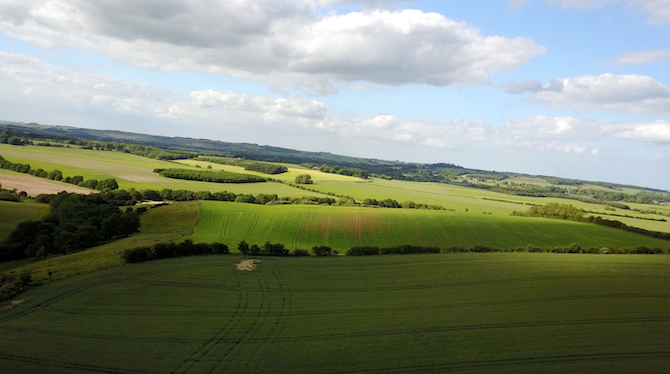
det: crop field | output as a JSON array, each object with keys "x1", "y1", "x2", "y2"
[
  {"x1": 1, "y1": 254, "x2": 669, "y2": 374},
  {"x1": 186, "y1": 201, "x2": 670, "y2": 250},
  {"x1": 3, "y1": 144, "x2": 669, "y2": 233},
  {"x1": 0, "y1": 145, "x2": 327, "y2": 198},
  {"x1": 0, "y1": 172, "x2": 93, "y2": 196}
]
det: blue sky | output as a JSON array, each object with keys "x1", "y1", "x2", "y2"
[{"x1": 0, "y1": 0, "x2": 668, "y2": 189}]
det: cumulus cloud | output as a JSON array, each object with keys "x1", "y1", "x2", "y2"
[
  {"x1": 190, "y1": 90, "x2": 329, "y2": 120},
  {"x1": 506, "y1": 74, "x2": 670, "y2": 114},
  {"x1": 614, "y1": 120, "x2": 670, "y2": 142},
  {"x1": 2, "y1": 52, "x2": 667, "y2": 171},
  {"x1": 317, "y1": 0, "x2": 413, "y2": 9},
  {"x1": 505, "y1": 79, "x2": 543, "y2": 94},
  {"x1": 0, "y1": 1, "x2": 545, "y2": 92},
  {"x1": 610, "y1": 50, "x2": 670, "y2": 66},
  {"x1": 510, "y1": 0, "x2": 670, "y2": 24}
]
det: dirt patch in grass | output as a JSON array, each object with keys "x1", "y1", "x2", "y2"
[
  {"x1": 0, "y1": 174, "x2": 92, "y2": 196},
  {"x1": 236, "y1": 259, "x2": 260, "y2": 271},
  {"x1": 0, "y1": 299, "x2": 25, "y2": 312}
]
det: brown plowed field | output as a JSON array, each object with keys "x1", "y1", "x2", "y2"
[{"x1": 0, "y1": 174, "x2": 92, "y2": 196}]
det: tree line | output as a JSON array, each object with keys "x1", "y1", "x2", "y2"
[
  {"x1": 81, "y1": 186, "x2": 446, "y2": 212},
  {"x1": 154, "y1": 168, "x2": 267, "y2": 183},
  {"x1": 0, "y1": 193, "x2": 141, "y2": 262},
  {"x1": 195, "y1": 157, "x2": 288, "y2": 174},
  {"x1": 1, "y1": 128, "x2": 196, "y2": 160},
  {"x1": 123, "y1": 240, "x2": 669, "y2": 265},
  {"x1": 319, "y1": 164, "x2": 369, "y2": 179}
]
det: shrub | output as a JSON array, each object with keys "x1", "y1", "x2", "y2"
[
  {"x1": 380, "y1": 245, "x2": 440, "y2": 255},
  {"x1": 312, "y1": 245, "x2": 332, "y2": 256},
  {"x1": 444, "y1": 246, "x2": 466, "y2": 253},
  {"x1": 346, "y1": 246, "x2": 380, "y2": 256},
  {"x1": 293, "y1": 249, "x2": 310, "y2": 257},
  {"x1": 295, "y1": 174, "x2": 313, "y2": 184},
  {"x1": 470, "y1": 245, "x2": 496, "y2": 253}
]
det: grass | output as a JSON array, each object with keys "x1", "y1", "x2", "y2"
[
  {"x1": 0, "y1": 201, "x2": 49, "y2": 241},
  {"x1": 185, "y1": 201, "x2": 670, "y2": 251},
  {"x1": 0, "y1": 201, "x2": 200, "y2": 284},
  {"x1": 1, "y1": 253, "x2": 669, "y2": 373}
]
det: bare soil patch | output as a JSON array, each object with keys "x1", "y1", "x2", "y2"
[
  {"x1": 235, "y1": 259, "x2": 260, "y2": 271},
  {"x1": 0, "y1": 174, "x2": 92, "y2": 196},
  {"x1": 0, "y1": 299, "x2": 25, "y2": 312}
]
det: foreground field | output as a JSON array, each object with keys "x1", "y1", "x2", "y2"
[
  {"x1": 187, "y1": 201, "x2": 670, "y2": 250},
  {"x1": 1, "y1": 254, "x2": 669, "y2": 374}
]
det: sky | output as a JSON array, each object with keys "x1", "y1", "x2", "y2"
[{"x1": 0, "y1": 0, "x2": 669, "y2": 189}]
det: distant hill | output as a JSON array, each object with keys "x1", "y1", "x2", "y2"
[{"x1": 0, "y1": 120, "x2": 667, "y2": 193}]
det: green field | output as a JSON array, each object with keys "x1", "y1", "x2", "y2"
[
  {"x1": 186, "y1": 201, "x2": 670, "y2": 250},
  {"x1": 3, "y1": 144, "x2": 670, "y2": 234},
  {"x1": 0, "y1": 201, "x2": 49, "y2": 241},
  {"x1": 0, "y1": 145, "x2": 328, "y2": 198},
  {"x1": 1, "y1": 254, "x2": 669, "y2": 373},
  {"x1": 0, "y1": 201, "x2": 200, "y2": 283}
]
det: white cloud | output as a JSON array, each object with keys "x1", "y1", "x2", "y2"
[
  {"x1": 610, "y1": 50, "x2": 670, "y2": 66},
  {"x1": 507, "y1": 74, "x2": 670, "y2": 114},
  {"x1": 317, "y1": 0, "x2": 413, "y2": 9},
  {"x1": 614, "y1": 120, "x2": 670, "y2": 142},
  {"x1": 190, "y1": 90, "x2": 329, "y2": 120},
  {"x1": 505, "y1": 79, "x2": 543, "y2": 94},
  {"x1": 511, "y1": 0, "x2": 670, "y2": 24},
  {"x1": 0, "y1": 1, "x2": 546, "y2": 92},
  {"x1": 1, "y1": 52, "x2": 668, "y2": 174}
]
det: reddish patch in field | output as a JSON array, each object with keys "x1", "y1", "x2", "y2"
[
  {"x1": 319, "y1": 215, "x2": 329, "y2": 235},
  {"x1": 0, "y1": 174, "x2": 92, "y2": 196}
]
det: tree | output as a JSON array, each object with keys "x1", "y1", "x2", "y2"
[
  {"x1": 312, "y1": 245, "x2": 332, "y2": 256},
  {"x1": 238, "y1": 241, "x2": 250, "y2": 255},
  {"x1": 98, "y1": 178, "x2": 119, "y2": 192},
  {"x1": 295, "y1": 174, "x2": 313, "y2": 184},
  {"x1": 7, "y1": 136, "x2": 23, "y2": 145}
]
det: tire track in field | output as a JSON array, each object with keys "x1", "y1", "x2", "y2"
[
  {"x1": 230, "y1": 207, "x2": 259, "y2": 240},
  {"x1": 171, "y1": 268, "x2": 246, "y2": 374},
  {"x1": 0, "y1": 262, "x2": 218, "y2": 323},
  {"x1": 217, "y1": 202, "x2": 229, "y2": 243},
  {"x1": 237, "y1": 261, "x2": 290, "y2": 373},
  {"x1": 280, "y1": 294, "x2": 670, "y2": 318},
  {"x1": 325, "y1": 351, "x2": 670, "y2": 374},
  {"x1": 291, "y1": 211, "x2": 306, "y2": 249},
  {"x1": 208, "y1": 263, "x2": 271, "y2": 373},
  {"x1": 0, "y1": 325, "x2": 206, "y2": 344},
  {"x1": 253, "y1": 316, "x2": 670, "y2": 344},
  {"x1": 401, "y1": 211, "x2": 421, "y2": 242},
  {"x1": 282, "y1": 274, "x2": 573, "y2": 293},
  {"x1": 0, "y1": 353, "x2": 145, "y2": 374},
  {"x1": 427, "y1": 214, "x2": 453, "y2": 245}
]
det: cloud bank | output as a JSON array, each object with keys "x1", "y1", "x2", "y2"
[
  {"x1": 0, "y1": 0, "x2": 546, "y2": 93},
  {"x1": 510, "y1": 0, "x2": 670, "y2": 24},
  {"x1": 506, "y1": 74, "x2": 670, "y2": 114},
  {"x1": 610, "y1": 50, "x2": 670, "y2": 66}
]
